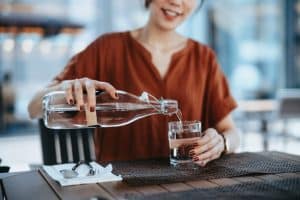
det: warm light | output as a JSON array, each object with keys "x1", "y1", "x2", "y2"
[
  {"x1": 56, "y1": 45, "x2": 68, "y2": 55},
  {"x1": 39, "y1": 40, "x2": 52, "y2": 55},
  {"x1": 72, "y1": 42, "x2": 86, "y2": 54},
  {"x1": 21, "y1": 39, "x2": 34, "y2": 53},
  {"x1": 2, "y1": 38, "x2": 15, "y2": 52}
]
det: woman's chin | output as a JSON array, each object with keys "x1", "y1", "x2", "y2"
[{"x1": 157, "y1": 22, "x2": 181, "y2": 32}]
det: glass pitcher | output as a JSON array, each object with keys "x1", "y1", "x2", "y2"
[{"x1": 43, "y1": 90, "x2": 178, "y2": 129}]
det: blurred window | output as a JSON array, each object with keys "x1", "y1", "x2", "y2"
[
  {"x1": 286, "y1": 0, "x2": 300, "y2": 88},
  {"x1": 208, "y1": 0, "x2": 285, "y2": 99}
]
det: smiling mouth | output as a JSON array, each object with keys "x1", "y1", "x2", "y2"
[{"x1": 161, "y1": 8, "x2": 183, "y2": 18}]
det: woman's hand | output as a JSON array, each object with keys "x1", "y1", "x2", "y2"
[
  {"x1": 60, "y1": 78, "x2": 118, "y2": 112},
  {"x1": 190, "y1": 128, "x2": 225, "y2": 167}
]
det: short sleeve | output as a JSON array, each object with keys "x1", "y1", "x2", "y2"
[
  {"x1": 53, "y1": 36, "x2": 104, "y2": 82},
  {"x1": 205, "y1": 51, "x2": 237, "y2": 128}
]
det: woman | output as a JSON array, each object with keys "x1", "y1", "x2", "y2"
[{"x1": 28, "y1": 0, "x2": 240, "y2": 166}]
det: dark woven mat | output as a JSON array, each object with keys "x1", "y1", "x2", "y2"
[
  {"x1": 112, "y1": 151, "x2": 300, "y2": 185},
  {"x1": 128, "y1": 177, "x2": 300, "y2": 200}
]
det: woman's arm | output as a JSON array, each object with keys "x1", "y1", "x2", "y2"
[
  {"x1": 28, "y1": 81, "x2": 62, "y2": 119},
  {"x1": 215, "y1": 114, "x2": 240, "y2": 154}
]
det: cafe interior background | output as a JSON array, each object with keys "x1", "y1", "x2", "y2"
[{"x1": 0, "y1": 0, "x2": 300, "y2": 172}]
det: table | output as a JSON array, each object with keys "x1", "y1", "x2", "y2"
[
  {"x1": 1, "y1": 170, "x2": 299, "y2": 200},
  {"x1": 237, "y1": 100, "x2": 277, "y2": 150},
  {"x1": 238, "y1": 100, "x2": 277, "y2": 113},
  {"x1": 1, "y1": 169, "x2": 299, "y2": 199},
  {"x1": 237, "y1": 99, "x2": 278, "y2": 128}
]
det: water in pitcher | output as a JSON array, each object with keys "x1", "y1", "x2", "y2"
[
  {"x1": 46, "y1": 101, "x2": 178, "y2": 129},
  {"x1": 43, "y1": 89, "x2": 179, "y2": 129}
]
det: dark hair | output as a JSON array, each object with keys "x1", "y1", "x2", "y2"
[
  {"x1": 145, "y1": 0, "x2": 152, "y2": 8},
  {"x1": 145, "y1": 0, "x2": 205, "y2": 11}
]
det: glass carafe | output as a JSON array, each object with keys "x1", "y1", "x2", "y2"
[{"x1": 43, "y1": 90, "x2": 178, "y2": 129}]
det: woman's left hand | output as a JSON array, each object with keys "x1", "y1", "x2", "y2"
[{"x1": 190, "y1": 128, "x2": 225, "y2": 167}]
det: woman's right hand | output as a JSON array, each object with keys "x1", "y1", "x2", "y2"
[{"x1": 60, "y1": 78, "x2": 118, "y2": 112}]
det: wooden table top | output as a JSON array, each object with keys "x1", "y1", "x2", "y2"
[
  {"x1": 0, "y1": 154, "x2": 300, "y2": 200},
  {"x1": 1, "y1": 170, "x2": 300, "y2": 200}
]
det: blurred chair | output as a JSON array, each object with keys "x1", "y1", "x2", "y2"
[
  {"x1": 38, "y1": 119, "x2": 96, "y2": 165},
  {"x1": 277, "y1": 89, "x2": 300, "y2": 136},
  {"x1": 0, "y1": 83, "x2": 3, "y2": 131},
  {"x1": 237, "y1": 99, "x2": 277, "y2": 150},
  {"x1": 0, "y1": 166, "x2": 10, "y2": 173},
  {"x1": 277, "y1": 89, "x2": 300, "y2": 119},
  {"x1": 0, "y1": 158, "x2": 10, "y2": 173},
  {"x1": 1, "y1": 72, "x2": 16, "y2": 130}
]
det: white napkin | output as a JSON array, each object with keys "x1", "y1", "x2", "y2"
[{"x1": 43, "y1": 161, "x2": 122, "y2": 186}]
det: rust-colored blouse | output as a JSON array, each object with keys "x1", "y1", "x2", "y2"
[{"x1": 54, "y1": 31, "x2": 237, "y2": 162}]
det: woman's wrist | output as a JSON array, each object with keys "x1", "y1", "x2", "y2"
[
  {"x1": 220, "y1": 133, "x2": 229, "y2": 155},
  {"x1": 28, "y1": 81, "x2": 62, "y2": 119},
  {"x1": 220, "y1": 128, "x2": 241, "y2": 154}
]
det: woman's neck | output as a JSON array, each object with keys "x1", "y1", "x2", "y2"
[{"x1": 137, "y1": 23, "x2": 184, "y2": 52}]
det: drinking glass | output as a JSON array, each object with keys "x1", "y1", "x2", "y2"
[{"x1": 168, "y1": 121, "x2": 202, "y2": 169}]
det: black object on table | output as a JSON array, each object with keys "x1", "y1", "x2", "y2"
[
  {"x1": 0, "y1": 167, "x2": 9, "y2": 173},
  {"x1": 0, "y1": 158, "x2": 10, "y2": 173},
  {"x1": 113, "y1": 151, "x2": 300, "y2": 185}
]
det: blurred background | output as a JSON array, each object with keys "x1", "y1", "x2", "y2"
[{"x1": 0, "y1": 0, "x2": 300, "y2": 171}]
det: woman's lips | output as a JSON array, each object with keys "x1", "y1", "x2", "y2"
[{"x1": 161, "y1": 8, "x2": 182, "y2": 21}]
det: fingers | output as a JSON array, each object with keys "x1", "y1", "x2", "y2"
[
  {"x1": 191, "y1": 128, "x2": 225, "y2": 167},
  {"x1": 195, "y1": 141, "x2": 220, "y2": 160},
  {"x1": 195, "y1": 141, "x2": 223, "y2": 161},
  {"x1": 84, "y1": 79, "x2": 96, "y2": 112},
  {"x1": 94, "y1": 81, "x2": 118, "y2": 99},
  {"x1": 195, "y1": 152, "x2": 220, "y2": 167},
  {"x1": 74, "y1": 79, "x2": 84, "y2": 111},
  {"x1": 61, "y1": 78, "x2": 117, "y2": 111},
  {"x1": 193, "y1": 128, "x2": 217, "y2": 146},
  {"x1": 192, "y1": 129, "x2": 219, "y2": 154},
  {"x1": 62, "y1": 81, "x2": 74, "y2": 104}
]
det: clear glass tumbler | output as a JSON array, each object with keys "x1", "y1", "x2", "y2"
[{"x1": 168, "y1": 121, "x2": 202, "y2": 169}]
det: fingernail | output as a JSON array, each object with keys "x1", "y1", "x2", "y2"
[
  {"x1": 80, "y1": 105, "x2": 84, "y2": 111},
  {"x1": 90, "y1": 107, "x2": 95, "y2": 112},
  {"x1": 189, "y1": 150, "x2": 195, "y2": 156}
]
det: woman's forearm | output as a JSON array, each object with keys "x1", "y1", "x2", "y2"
[
  {"x1": 28, "y1": 82, "x2": 61, "y2": 119},
  {"x1": 215, "y1": 114, "x2": 241, "y2": 154}
]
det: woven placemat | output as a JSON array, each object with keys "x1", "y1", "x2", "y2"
[
  {"x1": 112, "y1": 151, "x2": 300, "y2": 185},
  {"x1": 128, "y1": 177, "x2": 300, "y2": 200}
]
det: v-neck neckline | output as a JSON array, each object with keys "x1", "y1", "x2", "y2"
[{"x1": 126, "y1": 31, "x2": 192, "y2": 82}]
